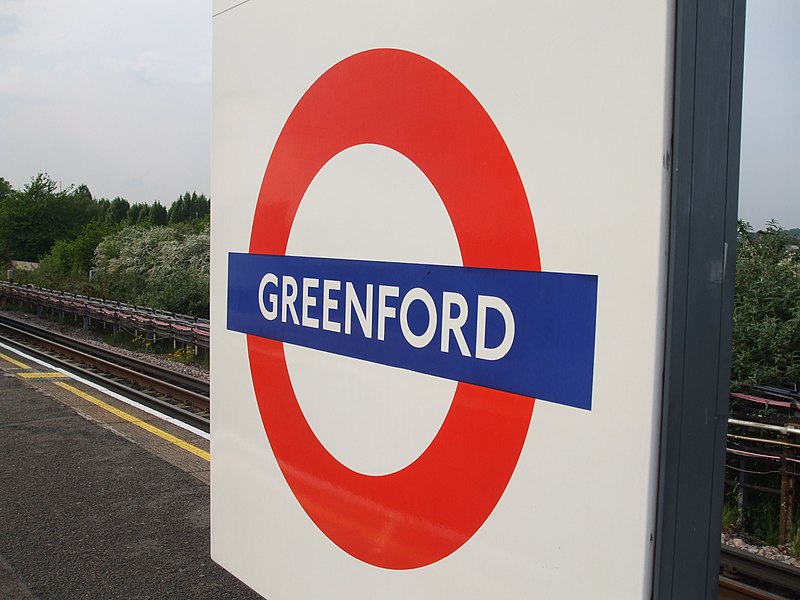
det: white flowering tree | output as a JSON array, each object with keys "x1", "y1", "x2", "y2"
[{"x1": 93, "y1": 225, "x2": 209, "y2": 317}]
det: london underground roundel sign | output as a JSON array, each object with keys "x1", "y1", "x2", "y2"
[{"x1": 227, "y1": 49, "x2": 598, "y2": 569}]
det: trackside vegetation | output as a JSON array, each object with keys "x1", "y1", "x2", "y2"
[
  {"x1": 732, "y1": 220, "x2": 800, "y2": 387},
  {"x1": 0, "y1": 173, "x2": 210, "y2": 317},
  {"x1": 725, "y1": 220, "x2": 800, "y2": 555}
]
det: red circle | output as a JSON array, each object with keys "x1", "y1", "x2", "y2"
[{"x1": 248, "y1": 49, "x2": 540, "y2": 569}]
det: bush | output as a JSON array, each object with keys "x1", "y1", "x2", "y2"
[
  {"x1": 30, "y1": 221, "x2": 114, "y2": 293},
  {"x1": 732, "y1": 220, "x2": 800, "y2": 386},
  {"x1": 93, "y1": 224, "x2": 209, "y2": 317}
]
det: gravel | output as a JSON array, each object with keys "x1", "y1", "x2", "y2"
[
  {"x1": 722, "y1": 532, "x2": 800, "y2": 568},
  {"x1": 0, "y1": 308, "x2": 209, "y2": 382}
]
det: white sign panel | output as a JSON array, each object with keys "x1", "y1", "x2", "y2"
[{"x1": 211, "y1": 1, "x2": 674, "y2": 598}]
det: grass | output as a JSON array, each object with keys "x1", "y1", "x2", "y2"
[{"x1": 722, "y1": 502, "x2": 740, "y2": 533}]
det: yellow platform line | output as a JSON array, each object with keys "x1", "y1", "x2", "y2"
[
  {"x1": 54, "y1": 381, "x2": 210, "y2": 462},
  {"x1": 0, "y1": 352, "x2": 31, "y2": 369},
  {"x1": 19, "y1": 371, "x2": 69, "y2": 379}
]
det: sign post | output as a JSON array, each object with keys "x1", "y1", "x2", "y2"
[{"x1": 654, "y1": 1, "x2": 745, "y2": 597}]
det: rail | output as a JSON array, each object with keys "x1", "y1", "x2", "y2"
[
  {"x1": 720, "y1": 546, "x2": 800, "y2": 598},
  {"x1": 0, "y1": 316, "x2": 209, "y2": 432}
]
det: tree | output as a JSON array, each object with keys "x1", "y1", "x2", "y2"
[
  {"x1": 0, "y1": 172, "x2": 211, "y2": 314},
  {"x1": 95, "y1": 198, "x2": 111, "y2": 222},
  {"x1": 23, "y1": 172, "x2": 59, "y2": 200},
  {"x1": 0, "y1": 174, "x2": 105, "y2": 261},
  {"x1": 73, "y1": 183, "x2": 93, "y2": 203},
  {"x1": 732, "y1": 220, "x2": 800, "y2": 386},
  {"x1": 150, "y1": 201, "x2": 168, "y2": 226},
  {"x1": 168, "y1": 194, "x2": 188, "y2": 224},
  {"x1": 126, "y1": 202, "x2": 147, "y2": 225},
  {"x1": 0, "y1": 177, "x2": 14, "y2": 202},
  {"x1": 136, "y1": 205, "x2": 151, "y2": 225},
  {"x1": 106, "y1": 197, "x2": 130, "y2": 225},
  {"x1": 64, "y1": 183, "x2": 101, "y2": 230},
  {"x1": 168, "y1": 191, "x2": 210, "y2": 224},
  {"x1": 33, "y1": 220, "x2": 113, "y2": 291},
  {"x1": 93, "y1": 224, "x2": 210, "y2": 316},
  {"x1": 0, "y1": 173, "x2": 64, "y2": 260}
]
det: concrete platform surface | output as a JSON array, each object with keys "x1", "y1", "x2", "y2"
[{"x1": 0, "y1": 366, "x2": 262, "y2": 599}]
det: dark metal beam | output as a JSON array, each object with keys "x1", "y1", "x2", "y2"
[{"x1": 653, "y1": 0, "x2": 746, "y2": 598}]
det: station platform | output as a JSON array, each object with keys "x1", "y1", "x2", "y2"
[{"x1": 0, "y1": 345, "x2": 261, "y2": 599}]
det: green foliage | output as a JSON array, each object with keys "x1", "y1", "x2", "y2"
[
  {"x1": 1, "y1": 172, "x2": 211, "y2": 317},
  {"x1": 123, "y1": 200, "x2": 168, "y2": 227},
  {"x1": 168, "y1": 191, "x2": 209, "y2": 224},
  {"x1": 126, "y1": 202, "x2": 147, "y2": 225},
  {"x1": 0, "y1": 177, "x2": 14, "y2": 202},
  {"x1": 732, "y1": 220, "x2": 800, "y2": 386},
  {"x1": 722, "y1": 502, "x2": 739, "y2": 533},
  {"x1": 0, "y1": 173, "x2": 100, "y2": 261},
  {"x1": 747, "y1": 501, "x2": 780, "y2": 547},
  {"x1": 31, "y1": 221, "x2": 114, "y2": 292},
  {"x1": 93, "y1": 224, "x2": 210, "y2": 317},
  {"x1": 106, "y1": 196, "x2": 130, "y2": 225},
  {"x1": 791, "y1": 518, "x2": 800, "y2": 558},
  {"x1": 785, "y1": 228, "x2": 800, "y2": 241},
  {"x1": 150, "y1": 201, "x2": 168, "y2": 226},
  {"x1": 68, "y1": 183, "x2": 101, "y2": 224}
]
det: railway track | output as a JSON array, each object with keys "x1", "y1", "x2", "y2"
[
  {"x1": 720, "y1": 576, "x2": 791, "y2": 600},
  {"x1": 720, "y1": 546, "x2": 800, "y2": 599},
  {"x1": 5, "y1": 314, "x2": 800, "y2": 598},
  {"x1": 0, "y1": 314, "x2": 209, "y2": 433}
]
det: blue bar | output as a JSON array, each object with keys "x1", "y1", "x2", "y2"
[{"x1": 227, "y1": 253, "x2": 597, "y2": 410}]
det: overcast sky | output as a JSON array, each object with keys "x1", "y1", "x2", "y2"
[
  {"x1": 0, "y1": 1, "x2": 797, "y2": 221},
  {"x1": 739, "y1": 0, "x2": 800, "y2": 230},
  {"x1": 0, "y1": 0, "x2": 210, "y2": 206}
]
